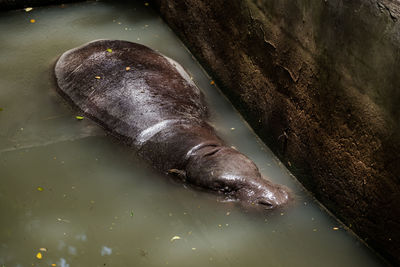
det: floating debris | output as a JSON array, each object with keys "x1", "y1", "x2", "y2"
[
  {"x1": 95, "y1": 76, "x2": 101, "y2": 79},
  {"x1": 130, "y1": 211, "x2": 134, "y2": 217},
  {"x1": 37, "y1": 186, "x2": 43, "y2": 191},
  {"x1": 230, "y1": 127, "x2": 235, "y2": 131},
  {"x1": 57, "y1": 218, "x2": 70, "y2": 223},
  {"x1": 36, "y1": 252, "x2": 42, "y2": 259},
  {"x1": 39, "y1": 248, "x2": 47, "y2": 252},
  {"x1": 170, "y1": 236, "x2": 181, "y2": 242},
  {"x1": 333, "y1": 227, "x2": 339, "y2": 231},
  {"x1": 139, "y1": 249, "x2": 148, "y2": 257},
  {"x1": 25, "y1": 7, "x2": 33, "y2": 12},
  {"x1": 191, "y1": 248, "x2": 196, "y2": 251},
  {"x1": 75, "y1": 116, "x2": 84, "y2": 120},
  {"x1": 30, "y1": 19, "x2": 36, "y2": 23},
  {"x1": 125, "y1": 66, "x2": 131, "y2": 71},
  {"x1": 210, "y1": 80, "x2": 215, "y2": 85},
  {"x1": 226, "y1": 211, "x2": 230, "y2": 216},
  {"x1": 101, "y1": 246, "x2": 112, "y2": 256},
  {"x1": 144, "y1": 2, "x2": 149, "y2": 6},
  {"x1": 106, "y1": 48, "x2": 112, "y2": 53}
]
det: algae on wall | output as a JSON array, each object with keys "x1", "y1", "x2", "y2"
[{"x1": 152, "y1": 0, "x2": 400, "y2": 264}]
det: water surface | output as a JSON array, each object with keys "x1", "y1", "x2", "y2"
[{"x1": 0, "y1": 1, "x2": 386, "y2": 266}]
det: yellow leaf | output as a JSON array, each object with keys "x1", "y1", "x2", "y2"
[
  {"x1": 36, "y1": 252, "x2": 42, "y2": 259},
  {"x1": 95, "y1": 76, "x2": 101, "y2": 79},
  {"x1": 30, "y1": 19, "x2": 36, "y2": 23},
  {"x1": 37, "y1": 187, "x2": 43, "y2": 191},
  {"x1": 51, "y1": 264, "x2": 57, "y2": 267},
  {"x1": 25, "y1": 7, "x2": 33, "y2": 12},
  {"x1": 106, "y1": 48, "x2": 112, "y2": 53},
  {"x1": 210, "y1": 80, "x2": 215, "y2": 85},
  {"x1": 75, "y1": 116, "x2": 84, "y2": 120},
  {"x1": 170, "y1": 236, "x2": 181, "y2": 242}
]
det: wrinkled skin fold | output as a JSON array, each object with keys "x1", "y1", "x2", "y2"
[{"x1": 54, "y1": 40, "x2": 291, "y2": 209}]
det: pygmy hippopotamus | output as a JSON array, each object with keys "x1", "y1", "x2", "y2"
[{"x1": 54, "y1": 40, "x2": 291, "y2": 209}]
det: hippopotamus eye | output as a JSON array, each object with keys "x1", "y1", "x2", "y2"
[{"x1": 257, "y1": 199, "x2": 273, "y2": 208}]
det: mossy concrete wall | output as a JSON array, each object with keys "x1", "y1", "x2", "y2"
[{"x1": 153, "y1": 0, "x2": 400, "y2": 264}]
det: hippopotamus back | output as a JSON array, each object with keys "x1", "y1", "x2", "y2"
[{"x1": 55, "y1": 40, "x2": 206, "y2": 141}]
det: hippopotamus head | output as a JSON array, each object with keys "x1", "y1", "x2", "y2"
[{"x1": 185, "y1": 144, "x2": 291, "y2": 209}]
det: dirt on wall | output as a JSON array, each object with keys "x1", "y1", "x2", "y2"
[{"x1": 152, "y1": 0, "x2": 400, "y2": 264}]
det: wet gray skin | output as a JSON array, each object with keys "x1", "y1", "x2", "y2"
[
  {"x1": 54, "y1": 39, "x2": 291, "y2": 209},
  {"x1": 186, "y1": 144, "x2": 291, "y2": 208}
]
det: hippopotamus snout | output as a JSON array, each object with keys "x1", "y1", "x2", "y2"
[
  {"x1": 186, "y1": 145, "x2": 292, "y2": 209},
  {"x1": 238, "y1": 180, "x2": 292, "y2": 209}
]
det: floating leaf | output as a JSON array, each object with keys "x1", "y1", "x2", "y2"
[
  {"x1": 30, "y1": 19, "x2": 36, "y2": 23},
  {"x1": 130, "y1": 211, "x2": 134, "y2": 217},
  {"x1": 191, "y1": 248, "x2": 196, "y2": 251},
  {"x1": 333, "y1": 227, "x2": 339, "y2": 231},
  {"x1": 170, "y1": 236, "x2": 181, "y2": 242},
  {"x1": 75, "y1": 116, "x2": 84, "y2": 120},
  {"x1": 210, "y1": 80, "x2": 215, "y2": 85},
  {"x1": 106, "y1": 48, "x2": 112, "y2": 53},
  {"x1": 144, "y1": 2, "x2": 149, "y2": 6},
  {"x1": 95, "y1": 76, "x2": 101, "y2": 79},
  {"x1": 51, "y1": 264, "x2": 57, "y2": 267},
  {"x1": 25, "y1": 7, "x2": 33, "y2": 12},
  {"x1": 36, "y1": 252, "x2": 42, "y2": 259},
  {"x1": 37, "y1": 186, "x2": 43, "y2": 192},
  {"x1": 39, "y1": 248, "x2": 47, "y2": 252},
  {"x1": 125, "y1": 66, "x2": 131, "y2": 71}
]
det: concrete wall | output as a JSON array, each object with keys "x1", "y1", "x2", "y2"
[{"x1": 152, "y1": 0, "x2": 400, "y2": 264}]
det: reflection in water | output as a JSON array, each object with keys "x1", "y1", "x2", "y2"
[
  {"x1": 0, "y1": 1, "x2": 387, "y2": 267},
  {"x1": 75, "y1": 233, "x2": 88, "y2": 242},
  {"x1": 101, "y1": 246, "x2": 113, "y2": 256},
  {"x1": 68, "y1": 246, "x2": 77, "y2": 256},
  {"x1": 59, "y1": 258, "x2": 70, "y2": 267}
]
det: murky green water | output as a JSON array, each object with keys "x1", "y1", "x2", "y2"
[{"x1": 0, "y1": 1, "x2": 387, "y2": 266}]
